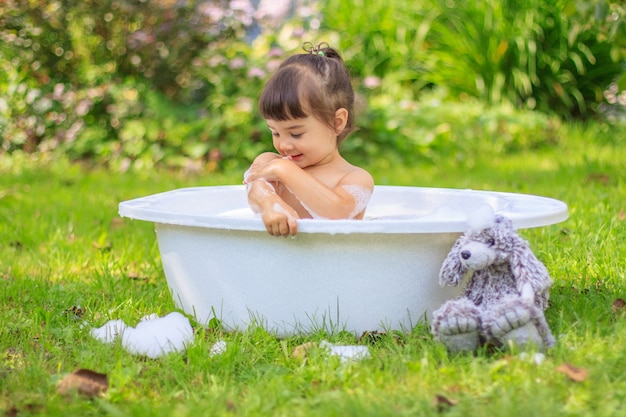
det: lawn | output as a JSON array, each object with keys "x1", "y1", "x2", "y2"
[{"x1": 1, "y1": 121, "x2": 625, "y2": 416}]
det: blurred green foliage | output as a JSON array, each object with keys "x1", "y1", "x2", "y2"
[
  {"x1": 0, "y1": 0, "x2": 275, "y2": 171},
  {"x1": 425, "y1": 0, "x2": 626, "y2": 118},
  {"x1": 322, "y1": 0, "x2": 626, "y2": 118},
  {"x1": 0, "y1": 0, "x2": 624, "y2": 171}
]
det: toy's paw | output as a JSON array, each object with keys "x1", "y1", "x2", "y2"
[
  {"x1": 437, "y1": 315, "x2": 479, "y2": 336},
  {"x1": 488, "y1": 304, "x2": 532, "y2": 338},
  {"x1": 437, "y1": 332, "x2": 481, "y2": 353},
  {"x1": 434, "y1": 316, "x2": 480, "y2": 353},
  {"x1": 487, "y1": 304, "x2": 545, "y2": 350},
  {"x1": 500, "y1": 322, "x2": 544, "y2": 351},
  {"x1": 432, "y1": 298, "x2": 483, "y2": 353}
]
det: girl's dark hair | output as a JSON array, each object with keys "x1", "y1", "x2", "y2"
[{"x1": 259, "y1": 44, "x2": 355, "y2": 143}]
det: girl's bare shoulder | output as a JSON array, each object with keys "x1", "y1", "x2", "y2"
[
  {"x1": 339, "y1": 163, "x2": 374, "y2": 189},
  {"x1": 251, "y1": 152, "x2": 281, "y2": 165}
]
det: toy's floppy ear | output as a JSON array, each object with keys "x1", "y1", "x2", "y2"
[
  {"x1": 439, "y1": 239, "x2": 468, "y2": 287},
  {"x1": 491, "y1": 214, "x2": 515, "y2": 241},
  {"x1": 509, "y1": 234, "x2": 552, "y2": 310}
]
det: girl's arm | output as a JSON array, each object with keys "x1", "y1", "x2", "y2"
[
  {"x1": 245, "y1": 157, "x2": 374, "y2": 220},
  {"x1": 245, "y1": 153, "x2": 299, "y2": 236}
]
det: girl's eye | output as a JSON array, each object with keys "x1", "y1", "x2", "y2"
[
  {"x1": 271, "y1": 132, "x2": 279, "y2": 137},
  {"x1": 291, "y1": 133, "x2": 303, "y2": 138}
]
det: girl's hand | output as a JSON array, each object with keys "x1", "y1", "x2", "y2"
[
  {"x1": 262, "y1": 200, "x2": 299, "y2": 237},
  {"x1": 243, "y1": 158, "x2": 290, "y2": 184}
]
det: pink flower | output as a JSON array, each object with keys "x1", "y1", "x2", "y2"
[
  {"x1": 364, "y1": 76, "x2": 382, "y2": 89},
  {"x1": 247, "y1": 67, "x2": 266, "y2": 78},
  {"x1": 229, "y1": 57, "x2": 246, "y2": 69}
]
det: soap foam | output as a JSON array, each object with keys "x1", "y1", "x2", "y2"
[
  {"x1": 90, "y1": 319, "x2": 127, "y2": 343},
  {"x1": 320, "y1": 340, "x2": 371, "y2": 363},
  {"x1": 122, "y1": 312, "x2": 194, "y2": 359},
  {"x1": 298, "y1": 185, "x2": 372, "y2": 220},
  {"x1": 342, "y1": 185, "x2": 373, "y2": 219},
  {"x1": 91, "y1": 312, "x2": 194, "y2": 358},
  {"x1": 272, "y1": 202, "x2": 297, "y2": 221}
]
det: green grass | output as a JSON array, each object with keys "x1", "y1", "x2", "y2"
[{"x1": 1, "y1": 121, "x2": 625, "y2": 416}]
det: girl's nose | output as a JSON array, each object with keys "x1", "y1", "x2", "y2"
[{"x1": 276, "y1": 139, "x2": 294, "y2": 153}]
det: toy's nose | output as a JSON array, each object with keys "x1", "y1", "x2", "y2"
[{"x1": 461, "y1": 251, "x2": 471, "y2": 260}]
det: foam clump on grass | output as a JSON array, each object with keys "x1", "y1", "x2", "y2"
[
  {"x1": 90, "y1": 319, "x2": 127, "y2": 343},
  {"x1": 320, "y1": 341, "x2": 370, "y2": 363},
  {"x1": 209, "y1": 340, "x2": 227, "y2": 357},
  {"x1": 91, "y1": 312, "x2": 194, "y2": 358}
]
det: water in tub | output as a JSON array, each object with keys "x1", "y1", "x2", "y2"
[{"x1": 218, "y1": 191, "x2": 471, "y2": 222}]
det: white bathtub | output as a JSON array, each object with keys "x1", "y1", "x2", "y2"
[{"x1": 119, "y1": 185, "x2": 567, "y2": 335}]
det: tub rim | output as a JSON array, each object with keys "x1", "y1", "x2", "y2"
[{"x1": 118, "y1": 185, "x2": 568, "y2": 234}]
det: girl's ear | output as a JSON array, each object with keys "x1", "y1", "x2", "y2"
[{"x1": 334, "y1": 108, "x2": 348, "y2": 134}]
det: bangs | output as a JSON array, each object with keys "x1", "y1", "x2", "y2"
[{"x1": 258, "y1": 67, "x2": 310, "y2": 121}]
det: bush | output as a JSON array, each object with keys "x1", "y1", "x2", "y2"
[
  {"x1": 0, "y1": 0, "x2": 624, "y2": 170},
  {"x1": 318, "y1": 0, "x2": 435, "y2": 96},
  {"x1": 0, "y1": 0, "x2": 267, "y2": 170},
  {"x1": 320, "y1": 0, "x2": 625, "y2": 120},
  {"x1": 0, "y1": 0, "x2": 324, "y2": 171},
  {"x1": 423, "y1": 0, "x2": 626, "y2": 119},
  {"x1": 0, "y1": 0, "x2": 255, "y2": 100},
  {"x1": 344, "y1": 89, "x2": 563, "y2": 167}
]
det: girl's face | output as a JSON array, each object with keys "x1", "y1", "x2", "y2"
[{"x1": 266, "y1": 113, "x2": 343, "y2": 168}]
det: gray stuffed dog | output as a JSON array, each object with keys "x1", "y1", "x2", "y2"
[{"x1": 431, "y1": 210, "x2": 555, "y2": 352}]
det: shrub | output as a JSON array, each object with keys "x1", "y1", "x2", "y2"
[
  {"x1": 319, "y1": 0, "x2": 435, "y2": 98},
  {"x1": 319, "y1": 0, "x2": 625, "y2": 120},
  {"x1": 424, "y1": 0, "x2": 626, "y2": 119},
  {"x1": 0, "y1": 0, "x2": 266, "y2": 170},
  {"x1": 0, "y1": 0, "x2": 329, "y2": 171},
  {"x1": 345, "y1": 89, "x2": 563, "y2": 167},
  {"x1": 0, "y1": 0, "x2": 254, "y2": 100},
  {"x1": 1, "y1": 0, "x2": 624, "y2": 170}
]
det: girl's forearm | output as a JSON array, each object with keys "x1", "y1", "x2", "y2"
[
  {"x1": 246, "y1": 179, "x2": 281, "y2": 213},
  {"x1": 274, "y1": 163, "x2": 360, "y2": 219}
]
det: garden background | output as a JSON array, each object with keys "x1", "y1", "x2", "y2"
[
  {"x1": 1, "y1": 0, "x2": 626, "y2": 416},
  {"x1": 2, "y1": 0, "x2": 625, "y2": 170}
]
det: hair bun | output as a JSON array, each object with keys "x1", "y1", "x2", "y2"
[{"x1": 302, "y1": 42, "x2": 340, "y2": 59}]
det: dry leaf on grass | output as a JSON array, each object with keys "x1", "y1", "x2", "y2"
[
  {"x1": 58, "y1": 369, "x2": 109, "y2": 397},
  {"x1": 584, "y1": 173, "x2": 610, "y2": 185},
  {"x1": 357, "y1": 330, "x2": 386, "y2": 344},
  {"x1": 64, "y1": 305, "x2": 85, "y2": 320},
  {"x1": 292, "y1": 342, "x2": 318, "y2": 360},
  {"x1": 433, "y1": 394, "x2": 458, "y2": 412},
  {"x1": 612, "y1": 298, "x2": 626, "y2": 315},
  {"x1": 556, "y1": 363, "x2": 589, "y2": 382},
  {"x1": 110, "y1": 217, "x2": 125, "y2": 230},
  {"x1": 3, "y1": 348, "x2": 25, "y2": 370},
  {"x1": 92, "y1": 241, "x2": 112, "y2": 251},
  {"x1": 357, "y1": 330, "x2": 404, "y2": 345},
  {"x1": 126, "y1": 271, "x2": 150, "y2": 281}
]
